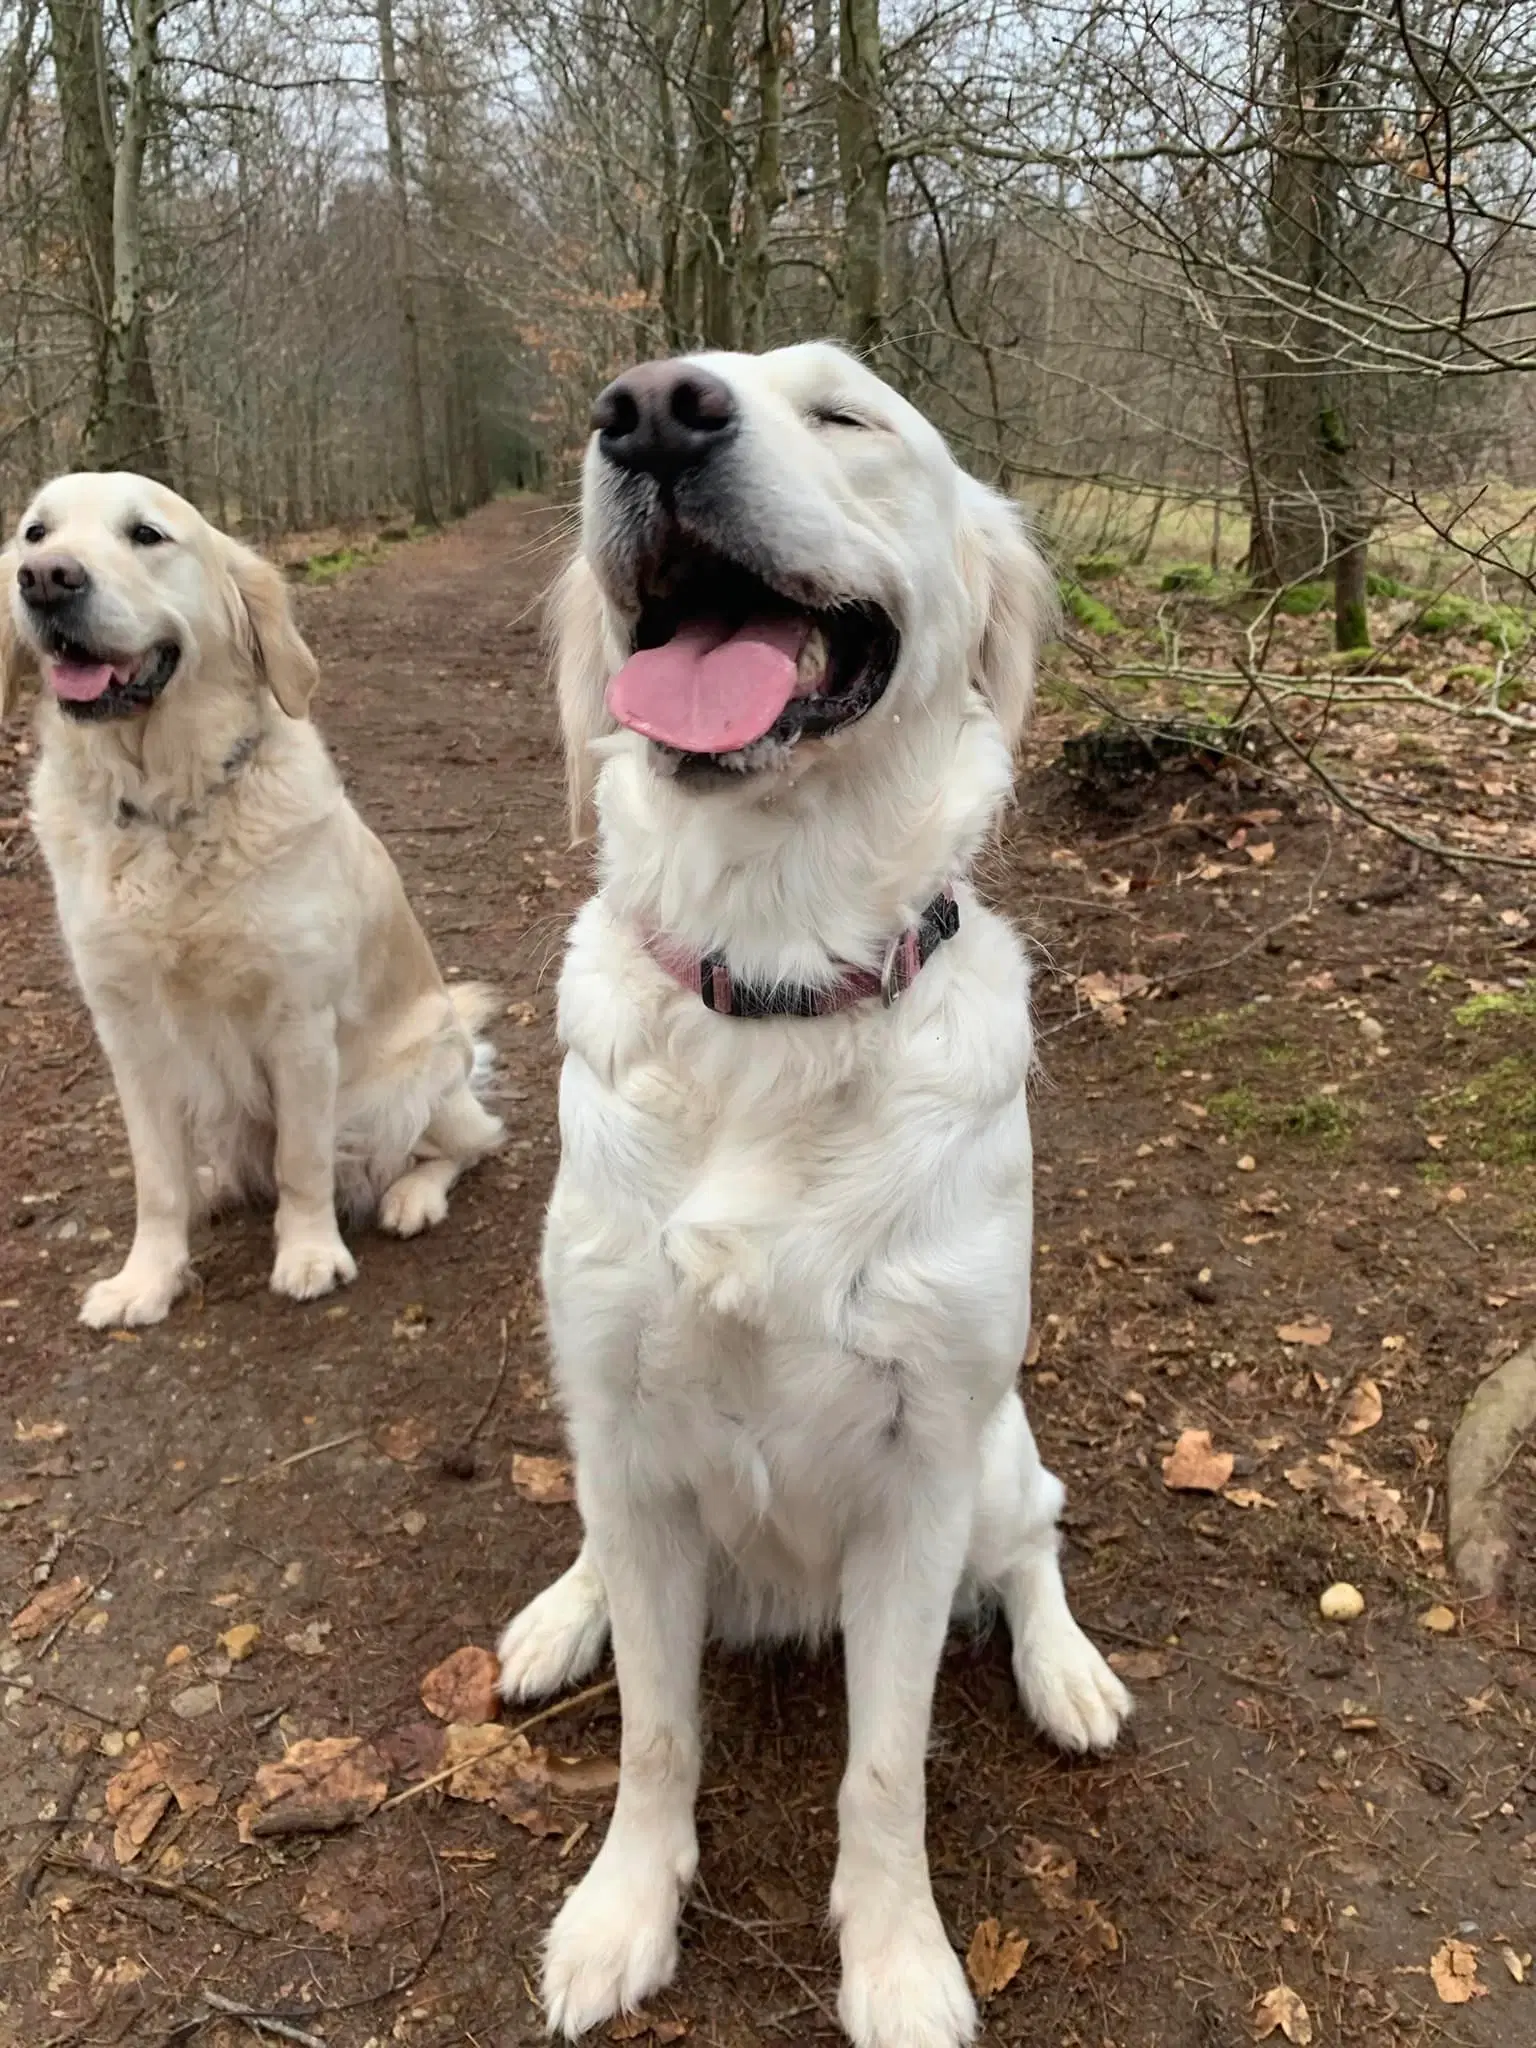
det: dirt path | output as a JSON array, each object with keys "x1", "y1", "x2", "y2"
[{"x1": 1, "y1": 500, "x2": 1530, "y2": 2047}]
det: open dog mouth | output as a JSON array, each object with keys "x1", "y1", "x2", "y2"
[
  {"x1": 33, "y1": 625, "x2": 180, "y2": 722},
  {"x1": 606, "y1": 542, "x2": 899, "y2": 779}
]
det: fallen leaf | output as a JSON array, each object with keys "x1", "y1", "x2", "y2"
[
  {"x1": 1107, "y1": 1648, "x2": 1172, "y2": 1682},
  {"x1": 512, "y1": 1453, "x2": 575, "y2": 1504},
  {"x1": 543, "y1": 1754, "x2": 621, "y2": 1794},
  {"x1": 283, "y1": 1619, "x2": 332, "y2": 1658},
  {"x1": 377, "y1": 1417, "x2": 435, "y2": 1462},
  {"x1": 420, "y1": 1645, "x2": 501, "y2": 1726},
  {"x1": 0, "y1": 1490, "x2": 41, "y2": 1513},
  {"x1": 219, "y1": 1623, "x2": 261, "y2": 1663},
  {"x1": 1285, "y1": 1453, "x2": 1407, "y2": 1534},
  {"x1": 1430, "y1": 1939, "x2": 1487, "y2": 2004},
  {"x1": 1253, "y1": 1984, "x2": 1313, "y2": 2043},
  {"x1": 966, "y1": 1918, "x2": 1029, "y2": 1998},
  {"x1": 439, "y1": 1722, "x2": 538, "y2": 1804},
  {"x1": 106, "y1": 1743, "x2": 217, "y2": 1862},
  {"x1": 1276, "y1": 1319, "x2": 1332, "y2": 1347},
  {"x1": 1017, "y1": 1836, "x2": 1079, "y2": 1911},
  {"x1": 237, "y1": 1736, "x2": 388, "y2": 1842},
  {"x1": 1337, "y1": 1379, "x2": 1383, "y2": 1436},
  {"x1": 10, "y1": 1575, "x2": 88, "y2": 1641},
  {"x1": 14, "y1": 1420, "x2": 68, "y2": 1442},
  {"x1": 1501, "y1": 1948, "x2": 1526, "y2": 1985},
  {"x1": 1161, "y1": 1428, "x2": 1234, "y2": 1493},
  {"x1": 1224, "y1": 1487, "x2": 1278, "y2": 1510},
  {"x1": 608, "y1": 2018, "x2": 690, "y2": 2043},
  {"x1": 1247, "y1": 841, "x2": 1276, "y2": 866},
  {"x1": 375, "y1": 1720, "x2": 445, "y2": 1784}
]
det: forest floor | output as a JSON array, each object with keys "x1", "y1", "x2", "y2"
[{"x1": 1, "y1": 496, "x2": 1533, "y2": 2048}]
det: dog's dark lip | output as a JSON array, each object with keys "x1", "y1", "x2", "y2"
[
  {"x1": 625, "y1": 538, "x2": 900, "y2": 779},
  {"x1": 32, "y1": 621, "x2": 182, "y2": 723}
]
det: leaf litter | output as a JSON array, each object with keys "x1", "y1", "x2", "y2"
[
  {"x1": 1161, "y1": 1428, "x2": 1234, "y2": 1492},
  {"x1": 237, "y1": 1736, "x2": 389, "y2": 1842},
  {"x1": 1253, "y1": 1985, "x2": 1313, "y2": 2043},
  {"x1": 105, "y1": 1743, "x2": 218, "y2": 1864},
  {"x1": 966, "y1": 1918, "x2": 1028, "y2": 1997}
]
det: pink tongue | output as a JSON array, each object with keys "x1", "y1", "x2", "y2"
[
  {"x1": 606, "y1": 615, "x2": 810, "y2": 753},
  {"x1": 47, "y1": 658, "x2": 117, "y2": 703}
]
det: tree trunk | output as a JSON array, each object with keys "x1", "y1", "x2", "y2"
[
  {"x1": 1249, "y1": 0, "x2": 1363, "y2": 591},
  {"x1": 838, "y1": 0, "x2": 887, "y2": 360},
  {"x1": 740, "y1": 0, "x2": 785, "y2": 349},
  {"x1": 376, "y1": 0, "x2": 436, "y2": 528},
  {"x1": 46, "y1": 0, "x2": 115, "y2": 458},
  {"x1": 1334, "y1": 519, "x2": 1370, "y2": 650},
  {"x1": 810, "y1": 0, "x2": 836, "y2": 231},
  {"x1": 92, "y1": 0, "x2": 168, "y2": 476},
  {"x1": 693, "y1": 0, "x2": 736, "y2": 349}
]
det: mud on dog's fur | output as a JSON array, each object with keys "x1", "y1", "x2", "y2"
[
  {"x1": 2, "y1": 472, "x2": 503, "y2": 1328},
  {"x1": 497, "y1": 344, "x2": 1130, "y2": 2048}
]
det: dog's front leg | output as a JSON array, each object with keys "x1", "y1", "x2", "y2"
[
  {"x1": 266, "y1": 1009, "x2": 357, "y2": 1301},
  {"x1": 832, "y1": 1481, "x2": 978, "y2": 2048},
  {"x1": 80, "y1": 1014, "x2": 195, "y2": 1329},
  {"x1": 541, "y1": 1478, "x2": 707, "y2": 2039}
]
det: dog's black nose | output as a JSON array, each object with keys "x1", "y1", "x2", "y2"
[
  {"x1": 17, "y1": 553, "x2": 90, "y2": 608},
  {"x1": 592, "y1": 361, "x2": 737, "y2": 478}
]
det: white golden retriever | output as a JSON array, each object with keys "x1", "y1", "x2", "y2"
[
  {"x1": 497, "y1": 343, "x2": 1131, "y2": 2048},
  {"x1": 1, "y1": 472, "x2": 503, "y2": 1328}
]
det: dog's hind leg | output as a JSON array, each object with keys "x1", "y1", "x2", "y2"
[
  {"x1": 378, "y1": 1082, "x2": 503, "y2": 1238},
  {"x1": 498, "y1": 1539, "x2": 611, "y2": 1703},
  {"x1": 969, "y1": 1390, "x2": 1131, "y2": 1753}
]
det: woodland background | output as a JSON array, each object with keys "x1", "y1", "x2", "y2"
[{"x1": 1, "y1": 2, "x2": 1535, "y2": 645}]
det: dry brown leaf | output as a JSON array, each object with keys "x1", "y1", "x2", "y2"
[
  {"x1": 438, "y1": 1722, "x2": 537, "y2": 1803},
  {"x1": 1246, "y1": 841, "x2": 1277, "y2": 866},
  {"x1": 1337, "y1": 1379, "x2": 1383, "y2": 1436},
  {"x1": 420, "y1": 1645, "x2": 501, "y2": 1726},
  {"x1": 1253, "y1": 1985, "x2": 1313, "y2": 2043},
  {"x1": 1430, "y1": 1939, "x2": 1487, "y2": 2004},
  {"x1": 608, "y1": 2017, "x2": 690, "y2": 2042},
  {"x1": 377, "y1": 1417, "x2": 435, "y2": 1463},
  {"x1": 10, "y1": 1574, "x2": 87, "y2": 1642},
  {"x1": 236, "y1": 1736, "x2": 388, "y2": 1843},
  {"x1": 219, "y1": 1623, "x2": 261, "y2": 1663},
  {"x1": 1276, "y1": 1318, "x2": 1332, "y2": 1347},
  {"x1": 1284, "y1": 1452, "x2": 1407, "y2": 1534},
  {"x1": 543, "y1": 1753, "x2": 621, "y2": 1794},
  {"x1": 1107, "y1": 1648, "x2": 1172, "y2": 1682},
  {"x1": 1017, "y1": 1836, "x2": 1079, "y2": 1911},
  {"x1": 1224, "y1": 1487, "x2": 1278, "y2": 1510},
  {"x1": 106, "y1": 1742, "x2": 217, "y2": 1863},
  {"x1": 14, "y1": 1419, "x2": 68, "y2": 1442},
  {"x1": 1161, "y1": 1428, "x2": 1234, "y2": 1493},
  {"x1": 512, "y1": 1453, "x2": 575, "y2": 1504},
  {"x1": 966, "y1": 1918, "x2": 1028, "y2": 1998}
]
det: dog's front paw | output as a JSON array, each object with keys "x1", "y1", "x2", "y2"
[
  {"x1": 1014, "y1": 1616, "x2": 1131, "y2": 1754},
  {"x1": 270, "y1": 1236, "x2": 357, "y2": 1302},
  {"x1": 836, "y1": 1898, "x2": 977, "y2": 2048},
  {"x1": 80, "y1": 1258, "x2": 190, "y2": 1330},
  {"x1": 542, "y1": 1835, "x2": 691, "y2": 2038},
  {"x1": 499, "y1": 1557, "x2": 610, "y2": 1704},
  {"x1": 379, "y1": 1170, "x2": 449, "y2": 1238}
]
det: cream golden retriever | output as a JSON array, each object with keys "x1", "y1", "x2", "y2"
[
  {"x1": 1, "y1": 472, "x2": 503, "y2": 1328},
  {"x1": 497, "y1": 344, "x2": 1130, "y2": 2048}
]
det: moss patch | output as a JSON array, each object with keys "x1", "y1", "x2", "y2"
[
  {"x1": 1207, "y1": 1086, "x2": 1355, "y2": 1146},
  {"x1": 1431, "y1": 1056, "x2": 1536, "y2": 1166},
  {"x1": 1061, "y1": 580, "x2": 1123, "y2": 635}
]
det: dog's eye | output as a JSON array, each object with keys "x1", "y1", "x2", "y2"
[
  {"x1": 23, "y1": 520, "x2": 45, "y2": 544},
  {"x1": 128, "y1": 522, "x2": 168, "y2": 547},
  {"x1": 811, "y1": 407, "x2": 871, "y2": 431}
]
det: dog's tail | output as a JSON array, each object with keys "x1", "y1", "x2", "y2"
[{"x1": 448, "y1": 980, "x2": 501, "y2": 1094}]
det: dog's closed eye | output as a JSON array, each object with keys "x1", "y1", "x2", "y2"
[{"x1": 810, "y1": 406, "x2": 876, "y2": 431}]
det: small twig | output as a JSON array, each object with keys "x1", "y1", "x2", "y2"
[
  {"x1": 692, "y1": 1893, "x2": 840, "y2": 2029},
  {"x1": 17, "y1": 1755, "x2": 91, "y2": 1904},
  {"x1": 380, "y1": 1678, "x2": 617, "y2": 1808},
  {"x1": 238, "y1": 1429, "x2": 365, "y2": 1487},
  {"x1": 42, "y1": 1852, "x2": 272, "y2": 1936},
  {"x1": 200, "y1": 1996, "x2": 327, "y2": 2048},
  {"x1": 1441, "y1": 1212, "x2": 1484, "y2": 1257},
  {"x1": 446, "y1": 1316, "x2": 510, "y2": 1468}
]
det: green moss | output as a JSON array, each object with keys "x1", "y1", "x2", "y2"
[
  {"x1": 1417, "y1": 594, "x2": 1531, "y2": 651},
  {"x1": 1424, "y1": 963, "x2": 1460, "y2": 985},
  {"x1": 305, "y1": 544, "x2": 373, "y2": 585},
  {"x1": 1277, "y1": 581, "x2": 1329, "y2": 617},
  {"x1": 1454, "y1": 988, "x2": 1536, "y2": 1027},
  {"x1": 1159, "y1": 562, "x2": 1215, "y2": 593},
  {"x1": 1446, "y1": 662, "x2": 1496, "y2": 688},
  {"x1": 1434, "y1": 1056, "x2": 1536, "y2": 1165},
  {"x1": 1074, "y1": 554, "x2": 1123, "y2": 583},
  {"x1": 1207, "y1": 1086, "x2": 1355, "y2": 1146},
  {"x1": 1061, "y1": 579, "x2": 1123, "y2": 634},
  {"x1": 1367, "y1": 571, "x2": 1415, "y2": 599}
]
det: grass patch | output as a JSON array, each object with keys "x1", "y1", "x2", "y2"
[
  {"x1": 1367, "y1": 571, "x2": 1417, "y2": 599},
  {"x1": 1061, "y1": 579, "x2": 1123, "y2": 634},
  {"x1": 1432, "y1": 1055, "x2": 1536, "y2": 1166},
  {"x1": 1207, "y1": 1085, "x2": 1355, "y2": 1146},
  {"x1": 1416, "y1": 593, "x2": 1531, "y2": 652},
  {"x1": 1455, "y1": 988, "x2": 1536, "y2": 1027},
  {"x1": 304, "y1": 543, "x2": 376, "y2": 585}
]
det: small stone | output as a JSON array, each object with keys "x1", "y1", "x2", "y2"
[
  {"x1": 164, "y1": 1644, "x2": 192, "y2": 1669},
  {"x1": 400, "y1": 1509, "x2": 427, "y2": 1538},
  {"x1": 1320, "y1": 1582, "x2": 1365, "y2": 1622},
  {"x1": 1419, "y1": 1604, "x2": 1457, "y2": 1634},
  {"x1": 219, "y1": 1623, "x2": 261, "y2": 1663},
  {"x1": 169, "y1": 1683, "x2": 221, "y2": 1720},
  {"x1": 99, "y1": 1729, "x2": 126, "y2": 1758}
]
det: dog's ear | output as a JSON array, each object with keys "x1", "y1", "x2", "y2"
[
  {"x1": 959, "y1": 483, "x2": 1056, "y2": 751},
  {"x1": 223, "y1": 539, "x2": 319, "y2": 718},
  {"x1": 550, "y1": 552, "x2": 619, "y2": 844},
  {"x1": 0, "y1": 551, "x2": 28, "y2": 719}
]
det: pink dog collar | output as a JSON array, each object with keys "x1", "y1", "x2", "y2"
[{"x1": 643, "y1": 888, "x2": 959, "y2": 1019}]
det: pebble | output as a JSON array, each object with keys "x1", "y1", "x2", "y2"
[{"x1": 1320, "y1": 1581, "x2": 1365, "y2": 1621}]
